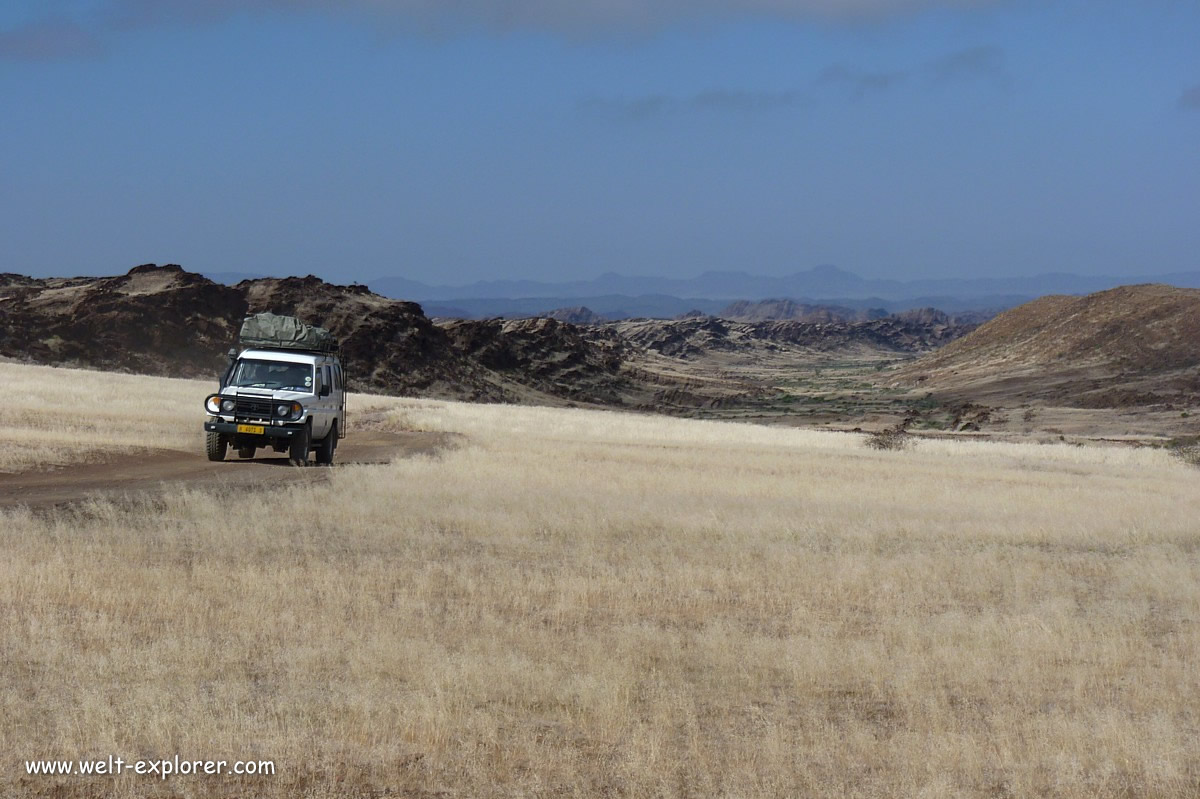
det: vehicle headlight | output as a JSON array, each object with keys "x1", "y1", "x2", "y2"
[
  {"x1": 204, "y1": 394, "x2": 221, "y2": 414},
  {"x1": 221, "y1": 398, "x2": 236, "y2": 413},
  {"x1": 276, "y1": 402, "x2": 303, "y2": 421}
]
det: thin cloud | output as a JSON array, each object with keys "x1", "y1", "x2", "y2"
[
  {"x1": 74, "y1": 0, "x2": 1009, "y2": 35},
  {"x1": 816, "y1": 45, "x2": 1004, "y2": 99},
  {"x1": 1180, "y1": 84, "x2": 1200, "y2": 111},
  {"x1": 691, "y1": 88, "x2": 810, "y2": 112},
  {"x1": 818, "y1": 65, "x2": 907, "y2": 99},
  {"x1": 7, "y1": 2, "x2": 1011, "y2": 63},
  {"x1": 583, "y1": 94, "x2": 674, "y2": 121},
  {"x1": 588, "y1": 44, "x2": 1003, "y2": 121},
  {"x1": 583, "y1": 88, "x2": 810, "y2": 120},
  {"x1": 0, "y1": 19, "x2": 104, "y2": 61},
  {"x1": 927, "y1": 45, "x2": 1004, "y2": 81}
]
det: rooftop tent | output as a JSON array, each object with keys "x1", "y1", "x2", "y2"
[{"x1": 238, "y1": 312, "x2": 338, "y2": 353}]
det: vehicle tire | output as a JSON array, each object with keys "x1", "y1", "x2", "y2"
[
  {"x1": 315, "y1": 422, "x2": 337, "y2": 466},
  {"x1": 205, "y1": 431, "x2": 227, "y2": 462},
  {"x1": 237, "y1": 445, "x2": 256, "y2": 459},
  {"x1": 289, "y1": 424, "x2": 311, "y2": 467}
]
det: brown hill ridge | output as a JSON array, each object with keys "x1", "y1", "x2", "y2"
[
  {"x1": 0, "y1": 264, "x2": 246, "y2": 375},
  {"x1": 718, "y1": 299, "x2": 886, "y2": 323},
  {"x1": 541, "y1": 306, "x2": 609, "y2": 325},
  {"x1": 2, "y1": 264, "x2": 977, "y2": 414},
  {"x1": 0, "y1": 265, "x2": 628, "y2": 405},
  {"x1": 615, "y1": 315, "x2": 972, "y2": 359},
  {"x1": 895, "y1": 284, "x2": 1200, "y2": 408}
]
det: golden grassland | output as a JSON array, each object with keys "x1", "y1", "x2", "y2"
[
  {"x1": 0, "y1": 361, "x2": 206, "y2": 471},
  {"x1": 0, "y1": 360, "x2": 402, "y2": 472},
  {"x1": 2, "y1": 362, "x2": 1199, "y2": 797}
]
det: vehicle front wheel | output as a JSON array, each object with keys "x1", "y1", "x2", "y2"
[
  {"x1": 289, "y1": 424, "x2": 311, "y2": 467},
  {"x1": 205, "y1": 431, "x2": 227, "y2": 462},
  {"x1": 315, "y1": 422, "x2": 337, "y2": 466}
]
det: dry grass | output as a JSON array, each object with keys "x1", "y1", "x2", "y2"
[
  {"x1": 0, "y1": 361, "x2": 211, "y2": 471},
  {"x1": 2, "y1": 363, "x2": 1199, "y2": 797},
  {"x1": 0, "y1": 361, "x2": 402, "y2": 472}
]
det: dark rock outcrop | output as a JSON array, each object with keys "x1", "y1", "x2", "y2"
[
  {"x1": 0, "y1": 265, "x2": 635, "y2": 404},
  {"x1": 614, "y1": 315, "x2": 975, "y2": 359},
  {"x1": 719, "y1": 299, "x2": 888, "y2": 323},
  {"x1": 0, "y1": 264, "x2": 246, "y2": 377}
]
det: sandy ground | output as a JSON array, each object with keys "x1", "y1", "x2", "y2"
[{"x1": 0, "y1": 431, "x2": 451, "y2": 510}]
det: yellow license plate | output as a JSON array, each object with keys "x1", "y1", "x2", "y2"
[{"x1": 236, "y1": 424, "x2": 265, "y2": 435}]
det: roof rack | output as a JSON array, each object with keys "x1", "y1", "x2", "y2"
[{"x1": 238, "y1": 312, "x2": 338, "y2": 353}]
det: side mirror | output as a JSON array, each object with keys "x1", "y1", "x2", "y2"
[
  {"x1": 320, "y1": 384, "x2": 331, "y2": 398},
  {"x1": 227, "y1": 348, "x2": 237, "y2": 361}
]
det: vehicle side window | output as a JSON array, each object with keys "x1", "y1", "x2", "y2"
[
  {"x1": 323, "y1": 366, "x2": 332, "y2": 394},
  {"x1": 334, "y1": 365, "x2": 342, "y2": 391}
]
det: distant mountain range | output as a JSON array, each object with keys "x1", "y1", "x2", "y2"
[
  {"x1": 365, "y1": 265, "x2": 1200, "y2": 302},
  {"x1": 198, "y1": 265, "x2": 1200, "y2": 320}
]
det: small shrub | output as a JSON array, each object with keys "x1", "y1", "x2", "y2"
[
  {"x1": 913, "y1": 395, "x2": 940, "y2": 411},
  {"x1": 866, "y1": 425, "x2": 911, "y2": 451},
  {"x1": 1167, "y1": 436, "x2": 1200, "y2": 467}
]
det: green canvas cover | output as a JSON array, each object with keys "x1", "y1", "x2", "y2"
[{"x1": 239, "y1": 312, "x2": 337, "y2": 353}]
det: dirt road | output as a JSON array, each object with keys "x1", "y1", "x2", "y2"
[{"x1": 0, "y1": 431, "x2": 451, "y2": 511}]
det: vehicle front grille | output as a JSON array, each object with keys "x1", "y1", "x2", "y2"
[{"x1": 234, "y1": 396, "x2": 275, "y2": 421}]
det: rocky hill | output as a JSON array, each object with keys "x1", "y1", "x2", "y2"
[
  {"x1": 718, "y1": 299, "x2": 887, "y2": 323},
  {"x1": 438, "y1": 317, "x2": 629, "y2": 403},
  {"x1": 238, "y1": 275, "x2": 491, "y2": 398},
  {"x1": 0, "y1": 265, "x2": 629, "y2": 405},
  {"x1": 540, "y1": 306, "x2": 609, "y2": 325},
  {"x1": 0, "y1": 265, "x2": 246, "y2": 377},
  {"x1": 894, "y1": 284, "x2": 1200, "y2": 407},
  {"x1": 2, "y1": 264, "x2": 980, "y2": 415},
  {"x1": 614, "y1": 315, "x2": 974, "y2": 360}
]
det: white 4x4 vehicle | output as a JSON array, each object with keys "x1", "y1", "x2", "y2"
[{"x1": 203, "y1": 314, "x2": 346, "y2": 466}]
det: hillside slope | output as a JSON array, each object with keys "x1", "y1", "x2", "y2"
[
  {"x1": 718, "y1": 299, "x2": 886, "y2": 323},
  {"x1": 615, "y1": 315, "x2": 972, "y2": 359},
  {"x1": 895, "y1": 284, "x2": 1200, "y2": 407},
  {"x1": 0, "y1": 265, "x2": 246, "y2": 377},
  {"x1": 3, "y1": 264, "x2": 980, "y2": 416},
  {"x1": 0, "y1": 265, "x2": 628, "y2": 404}
]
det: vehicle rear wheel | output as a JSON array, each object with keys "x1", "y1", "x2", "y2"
[
  {"x1": 315, "y1": 422, "x2": 337, "y2": 466},
  {"x1": 237, "y1": 445, "x2": 255, "y2": 459},
  {"x1": 205, "y1": 431, "x2": 227, "y2": 462},
  {"x1": 289, "y1": 424, "x2": 311, "y2": 467}
]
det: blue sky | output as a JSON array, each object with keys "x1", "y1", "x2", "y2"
[{"x1": 1, "y1": 0, "x2": 1197, "y2": 284}]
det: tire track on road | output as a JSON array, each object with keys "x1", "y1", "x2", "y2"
[{"x1": 0, "y1": 431, "x2": 451, "y2": 511}]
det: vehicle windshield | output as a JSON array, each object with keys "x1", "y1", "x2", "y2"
[{"x1": 229, "y1": 359, "x2": 313, "y2": 393}]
